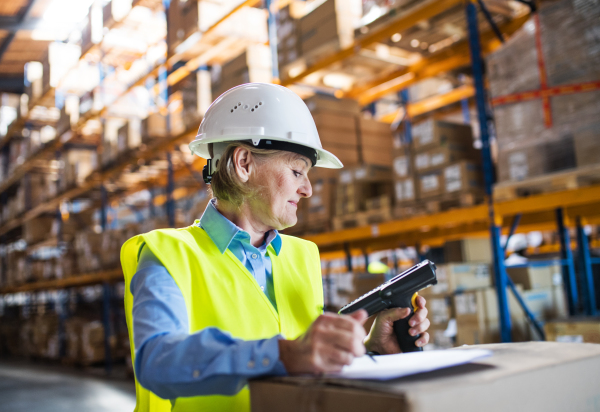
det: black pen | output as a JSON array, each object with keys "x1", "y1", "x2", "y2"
[{"x1": 367, "y1": 353, "x2": 377, "y2": 363}]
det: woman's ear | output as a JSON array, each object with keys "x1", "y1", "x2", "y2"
[{"x1": 232, "y1": 146, "x2": 253, "y2": 183}]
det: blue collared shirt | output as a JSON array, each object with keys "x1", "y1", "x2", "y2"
[{"x1": 130, "y1": 199, "x2": 287, "y2": 399}]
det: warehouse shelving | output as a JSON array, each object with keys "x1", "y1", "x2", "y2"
[{"x1": 0, "y1": 0, "x2": 598, "y2": 372}]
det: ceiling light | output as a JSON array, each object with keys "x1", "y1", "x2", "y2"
[
  {"x1": 391, "y1": 33, "x2": 402, "y2": 42},
  {"x1": 410, "y1": 39, "x2": 420, "y2": 48}
]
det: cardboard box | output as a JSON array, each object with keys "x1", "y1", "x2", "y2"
[
  {"x1": 522, "y1": 286, "x2": 568, "y2": 321},
  {"x1": 507, "y1": 262, "x2": 563, "y2": 290},
  {"x1": 299, "y1": 0, "x2": 361, "y2": 59},
  {"x1": 394, "y1": 177, "x2": 417, "y2": 203},
  {"x1": 166, "y1": 0, "x2": 199, "y2": 55},
  {"x1": 431, "y1": 263, "x2": 491, "y2": 294},
  {"x1": 411, "y1": 119, "x2": 474, "y2": 153},
  {"x1": 443, "y1": 161, "x2": 483, "y2": 194},
  {"x1": 304, "y1": 94, "x2": 360, "y2": 114},
  {"x1": 414, "y1": 145, "x2": 480, "y2": 174},
  {"x1": 306, "y1": 168, "x2": 337, "y2": 224},
  {"x1": 545, "y1": 318, "x2": 600, "y2": 344},
  {"x1": 417, "y1": 170, "x2": 443, "y2": 198},
  {"x1": 444, "y1": 238, "x2": 492, "y2": 264},
  {"x1": 250, "y1": 342, "x2": 600, "y2": 412}
]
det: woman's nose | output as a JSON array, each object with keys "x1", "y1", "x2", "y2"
[{"x1": 299, "y1": 178, "x2": 312, "y2": 198}]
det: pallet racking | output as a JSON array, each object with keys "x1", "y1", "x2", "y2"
[{"x1": 0, "y1": 0, "x2": 598, "y2": 369}]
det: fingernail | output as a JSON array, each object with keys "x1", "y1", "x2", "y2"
[
  {"x1": 409, "y1": 320, "x2": 416, "y2": 326},
  {"x1": 409, "y1": 329, "x2": 416, "y2": 336},
  {"x1": 416, "y1": 340, "x2": 423, "y2": 347}
]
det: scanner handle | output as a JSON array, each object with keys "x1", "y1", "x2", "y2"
[{"x1": 391, "y1": 292, "x2": 422, "y2": 353}]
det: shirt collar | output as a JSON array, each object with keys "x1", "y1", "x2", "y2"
[{"x1": 199, "y1": 199, "x2": 282, "y2": 256}]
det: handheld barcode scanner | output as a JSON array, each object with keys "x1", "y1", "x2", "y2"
[{"x1": 339, "y1": 260, "x2": 437, "y2": 353}]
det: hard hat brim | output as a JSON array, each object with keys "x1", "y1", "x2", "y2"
[{"x1": 189, "y1": 135, "x2": 344, "y2": 169}]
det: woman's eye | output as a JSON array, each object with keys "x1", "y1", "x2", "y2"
[{"x1": 293, "y1": 170, "x2": 301, "y2": 177}]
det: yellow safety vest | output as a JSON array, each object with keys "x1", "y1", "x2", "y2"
[{"x1": 120, "y1": 223, "x2": 323, "y2": 412}]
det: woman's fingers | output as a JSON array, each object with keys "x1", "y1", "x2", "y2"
[
  {"x1": 416, "y1": 332, "x2": 429, "y2": 347},
  {"x1": 409, "y1": 306, "x2": 428, "y2": 327},
  {"x1": 409, "y1": 317, "x2": 430, "y2": 336}
]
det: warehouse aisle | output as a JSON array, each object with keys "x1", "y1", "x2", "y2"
[{"x1": 0, "y1": 360, "x2": 136, "y2": 412}]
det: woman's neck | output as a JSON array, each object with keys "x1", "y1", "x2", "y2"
[{"x1": 214, "y1": 200, "x2": 270, "y2": 248}]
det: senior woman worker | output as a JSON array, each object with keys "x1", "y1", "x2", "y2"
[{"x1": 120, "y1": 83, "x2": 430, "y2": 412}]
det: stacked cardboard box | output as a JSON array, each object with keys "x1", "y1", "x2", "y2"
[
  {"x1": 101, "y1": 118, "x2": 142, "y2": 167},
  {"x1": 277, "y1": 4, "x2": 303, "y2": 71},
  {"x1": 212, "y1": 45, "x2": 272, "y2": 97},
  {"x1": 392, "y1": 133, "x2": 418, "y2": 217},
  {"x1": 169, "y1": 70, "x2": 212, "y2": 133},
  {"x1": 307, "y1": 94, "x2": 360, "y2": 166},
  {"x1": 545, "y1": 318, "x2": 600, "y2": 344},
  {"x1": 487, "y1": 0, "x2": 600, "y2": 184},
  {"x1": 61, "y1": 148, "x2": 98, "y2": 191},
  {"x1": 166, "y1": 0, "x2": 199, "y2": 56},
  {"x1": 65, "y1": 317, "x2": 116, "y2": 365},
  {"x1": 299, "y1": 0, "x2": 362, "y2": 64},
  {"x1": 300, "y1": 168, "x2": 338, "y2": 233},
  {"x1": 333, "y1": 164, "x2": 393, "y2": 230},
  {"x1": 454, "y1": 286, "x2": 528, "y2": 345},
  {"x1": 412, "y1": 119, "x2": 482, "y2": 203}
]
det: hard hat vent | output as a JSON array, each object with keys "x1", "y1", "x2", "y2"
[{"x1": 230, "y1": 101, "x2": 263, "y2": 113}]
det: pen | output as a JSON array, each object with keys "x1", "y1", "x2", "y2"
[{"x1": 367, "y1": 352, "x2": 377, "y2": 363}]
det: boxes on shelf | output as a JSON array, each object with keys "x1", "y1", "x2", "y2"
[
  {"x1": 141, "y1": 112, "x2": 169, "y2": 141},
  {"x1": 23, "y1": 216, "x2": 59, "y2": 245},
  {"x1": 166, "y1": 0, "x2": 199, "y2": 55},
  {"x1": 359, "y1": 118, "x2": 394, "y2": 167},
  {"x1": 454, "y1": 286, "x2": 528, "y2": 345},
  {"x1": 212, "y1": 45, "x2": 272, "y2": 97},
  {"x1": 545, "y1": 318, "x2": 600, "y2": 344},
  {"x1": 444, "y1": 238, "x2": 492, "y2": 264},
  {"x1": 299, "y1": 0, "x2": 362, "y2": 64},
  {"x1": 521, "y1": 285, "x2": 568, "y2": 322},
  {"x1": 61, "y1": 148, "x2": 98, "y2": 190},
  {"x1": 304, "y1": 168, "x2": 337, "y2": 233},
  {"x1": 169, "y1": 70, "x2": 212, "y2": 132},
  {"x1": 411, "y1": 119, "x2": 475, "y2": 153},
  {"x1": 312, "y1": 109, "x2": 360, "y2": 167},
  {"x1": 487, "y1": 0, "x2": 600, "y2": 188},
  {"x1": 507, "y1": 262, "x2": 563, "y2": 291},
  {"x1": 277, "y1": 3, "x2": 303, "y2": 70},
  {"x1": 304, "y1": 94, "x2": 360, "y2": 115},
  {"x1": 413, "y1": 144, "x2": 481, "y2": 174},
  {"x1": 426, "y1": 263, "x2": 492, "y2": 295},
  {"x1": 333, "y1": 164, "x2": 393, "y2": 230},
  {"x1": 65, "y1": 318, "x2": 116, "y2": 365}
]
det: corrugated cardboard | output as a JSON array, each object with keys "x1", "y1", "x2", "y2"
[
  {"x1": 411, "y1": 119, "x2": 474, "y2": 153},
  {"x1": 545, "y1": 318, "x2": 600, "y2": 344},
  {"x1": 507, "y1": 263, "x2": 563, "y2": 290},
  {"x1": 250, "y1": 342, "x2": 600, "y2": 412},
  {"x1": 444, "y1": 238, "x2": 492, "y2": 264}
]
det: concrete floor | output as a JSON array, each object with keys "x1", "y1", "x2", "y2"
[{"x1": 0, "y1": 359, "x2": 136, "y2": 412}]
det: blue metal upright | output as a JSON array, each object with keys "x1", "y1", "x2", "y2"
[
  {"x1": 265, "y1": 0, "x2": 280, "y2": 81},
  {"x1": 465, "y1": 0, "x2": 511, "y2": 342},
  {"x1": 556, "y1": 208, "x2": 579, "y2": 315},
  {"x1": 166, "y1": 152, "x2": 175, "y2": 227},
  {"x1": 576, "y1": 217, "x2": 597, "y2": 316},
  {"x1": 399, "y1": 90, "x2": 412, "y2": 144},
  {"x1": 100, "y1": 185, "x2": 108, "y2": 231}
]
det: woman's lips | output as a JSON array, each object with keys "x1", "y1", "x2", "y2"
[{"x1": 288, "y1": 201, "x2": 298, "y2": 208}]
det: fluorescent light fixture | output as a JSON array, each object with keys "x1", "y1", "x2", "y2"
[{"x1": 391, "y1": 33, "x2": 402, "y2": 42}]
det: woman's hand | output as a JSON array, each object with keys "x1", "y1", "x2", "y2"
[
  {"x1": 279, "y1": 310, "x2": 368, "y2": 374},
  {"x1": 364, "y1": 295, "x2": 430, "y2": 355}
]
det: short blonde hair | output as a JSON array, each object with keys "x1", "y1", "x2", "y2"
[{"x1": 209, "y1": 142, "x2": 280, "y2": 207}]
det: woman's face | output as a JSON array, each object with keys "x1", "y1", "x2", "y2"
[{"x1": 247, "y1": 152, "x2": 312, "y2": 230}]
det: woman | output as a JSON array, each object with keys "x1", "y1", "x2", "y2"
[{"x1": 121, "y1": 83, "x2": 430, "y2": 412}]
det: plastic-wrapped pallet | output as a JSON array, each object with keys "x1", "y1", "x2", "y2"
[{"x1": 487, "y1": 0, "x2": 600, "y2": 183}]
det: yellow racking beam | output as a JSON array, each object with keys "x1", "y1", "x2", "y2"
[
  {"x1": 280, "y1": 0, "x2": 463, "y2": 86},
  {"x1": 348, "y1": 14, "x2": 528, "y2": 105},
  {"x1": 378, "y1": 84, "x2": 475, "y2": 123},
  {"x1": 0, "y1": 268, "x2": 123, "y2": 295}
]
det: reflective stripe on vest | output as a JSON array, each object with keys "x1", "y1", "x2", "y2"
[{"x1": 121, "y1": 224, "x2": 323, "y2": 412}]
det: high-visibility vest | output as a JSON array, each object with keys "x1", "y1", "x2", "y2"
[{"x1": 120, "y1": 224, "x2": 323, "y2": 412}]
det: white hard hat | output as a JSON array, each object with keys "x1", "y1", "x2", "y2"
[{"x1": 189, "y1": 83, "x2": 343, "y2": 180}]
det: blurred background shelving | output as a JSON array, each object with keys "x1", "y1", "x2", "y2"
[{"x1": 0, "y1": 0, "x2": 598, "y2": 376}]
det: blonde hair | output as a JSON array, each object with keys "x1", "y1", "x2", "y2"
[{"x1": 209, "y1": 142, "x2": 280, "y2": 208}]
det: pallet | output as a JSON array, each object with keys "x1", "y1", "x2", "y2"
[
  {"x1": 333, "y1": 207, "x2": 392, "y2": 231},
  {"x1": 421, "y1": 190, "x2": 485, "y2": 214},
  {"x1": 494, "y1": 164, "x2": 600, "y2": 202}
]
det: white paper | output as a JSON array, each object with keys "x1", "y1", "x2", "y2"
[{"x1": 328, "y1": 349, "x2": 492, "y2": 380}]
